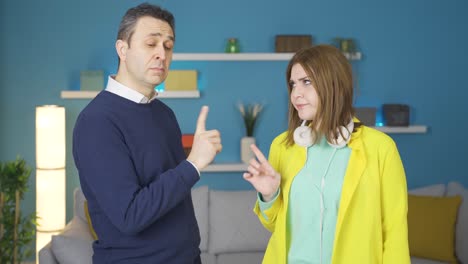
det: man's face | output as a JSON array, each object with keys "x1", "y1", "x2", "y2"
[{"x1": 120, "y1": 16, "x2": 174, "y2": 91}]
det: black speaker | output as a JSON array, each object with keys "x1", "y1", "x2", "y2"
[
  {"x1": 355, "y1": 107, "x2": 377, "y2": 126},
  {"x1": 383, "y1": 104, "x2": 409, "y2": 126}
]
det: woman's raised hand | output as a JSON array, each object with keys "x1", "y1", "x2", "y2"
[{"x1": 243, "y1": 144, "x2": 281, "y2": 202}]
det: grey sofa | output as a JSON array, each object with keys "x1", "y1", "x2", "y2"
[
  {"x1": 38, "y1": 186, "x2": 270, "y2": 264},
  {"x1": 38, "y1": 182, "x2": 468, "y2": 264}
]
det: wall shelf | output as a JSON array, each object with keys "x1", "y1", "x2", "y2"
[
  {"x1": 199, "y1": 125, "x2": 426, "y2": 173},
  {"x1": 202, "y1": 163, "x2": 247, "y2": 172},
  {"x1": 173, "y1": 53, "x2": 293, "y2": 61},
  {"x1": 372, "y1": 125, "x2": 428, "y2": 134},
  {"x1": 60, "y1": 90, "x2": 200, "y2": 99},
  {"x1": 61, "y1": 52, "x2": 361, "y2": 99},
  {"x1": 173, "y1": 52, "x2": 362, "y2": 61},
  {"x1": 199, "y1": 126, "x2": 427, "y2": 173}
]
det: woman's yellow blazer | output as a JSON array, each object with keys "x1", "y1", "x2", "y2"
[{"x1": 254, "y1": 125, "x2": 410, "y2": 264}]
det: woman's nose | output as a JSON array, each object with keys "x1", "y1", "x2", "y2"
[{"x1": 292, "y1": 87, "x2": 303, "y2": 98}]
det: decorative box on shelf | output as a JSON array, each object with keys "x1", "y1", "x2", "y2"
[
  {"x1": 80, "y1": 70, "x2": 104, "y2": 91},
  {"x1": 164, "y1": 70, "x2": 198, "y2": 91}
]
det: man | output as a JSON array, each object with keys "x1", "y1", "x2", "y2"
[{"x1": 73, "y1": 3, "x2": 222, "y2": 263}]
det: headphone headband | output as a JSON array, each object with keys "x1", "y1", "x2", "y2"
[{"x1": 293, "y1": 119, "x2": 353, "y2": 148}]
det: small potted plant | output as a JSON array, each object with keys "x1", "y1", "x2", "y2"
[
  {"x1": 237, "y1": 102, "x2": 263, "y2": 163},
  {"x1": 0, "y1": 157, "x2": 37, "y2": 264}
]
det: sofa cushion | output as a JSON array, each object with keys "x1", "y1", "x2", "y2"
[
  {"x1": 38, "y1": 242, "x2": 59, "y2": 264},
  {"x1": 216, "y1": 252, "x2": 265, "y2": 264},
  {"x1": 74, "y1": 187, "x2": 87, "y2": 222},
  {"x1": 200, "y1": 252, "x2": 216, "y2": 264},
  {"x1": 51, "y1": 235, "x2": 93, "y2": 264},
  {"x1": 209, "y1": 190, "x2": 270, "y2": 254},
  {"x1": 446, "y1": 182, "x2": 468, "y2": 264},
  {"x1": 409, "y1": 184, "x2": 446, "y2": 197},
  {"x1": 50, "y1": 217, "x2": 94, "y2": 264},
  {"x1": 410, "y1": 257, "x2": 450, "y2": 264},
  {"x1": 408, "y1": 194, "x2": 461, "y2": 263},
  {"x1": 192, "y1": 185, "x2": 209, "y2": 252}
]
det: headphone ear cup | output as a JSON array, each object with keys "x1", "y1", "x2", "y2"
[
  {"x1": 328, "y1": 121, "x2": 354, "y2": 148},
  {"x1": 328, "y1": 126, "x2": 349, "y2": 148},
  {"x1": 294, "y1": 125, "x2": 314, "y2": 147}
]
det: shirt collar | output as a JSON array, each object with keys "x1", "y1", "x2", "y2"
[{"x1": 105, "y1": 75, "x2": 158, "y2": 104}]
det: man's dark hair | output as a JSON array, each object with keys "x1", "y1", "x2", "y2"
[{"x1": 117, "y1": 3, "x2": 175, "y2": 47}]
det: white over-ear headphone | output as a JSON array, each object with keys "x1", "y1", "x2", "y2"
[
  {"x1": 293, "y1": 119, "x2": 354, "y2": 148},
  {"x1": 293, "y1": 120, "x2": 313, "y2": 147}
]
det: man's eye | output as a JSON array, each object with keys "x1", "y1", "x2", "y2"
[
  {"x1": 147, "y1": 43, "x2": 156, "y2": 47},
  {"x1": 164, "y1": 43, "x2": 174, "y2": 50}
]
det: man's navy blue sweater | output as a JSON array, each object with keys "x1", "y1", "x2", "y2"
[{"x1": 73, "y1": 91, "x2": 201, "y2": 263}]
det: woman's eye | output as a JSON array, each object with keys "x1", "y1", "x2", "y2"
[
  {"x1": 289, "y1": 82, "x2": 296, "y2": 88},
  {"x1": 304, "y1": 79, "x2": 311, "y2": 85},
  {"x1": 147, "y1": 43, "x2": 156, "y2": 47}
]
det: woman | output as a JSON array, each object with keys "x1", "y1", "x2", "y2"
[{"x1": 243, "y1": 45, "x2": 410, "y2": 264}]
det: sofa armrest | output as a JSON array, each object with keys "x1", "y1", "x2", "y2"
[
  {"x1": 38, "y1": 216, "x2": 94, "y2": 264},
  {"x1": 49, "y1": 217, "x2": 94, "y2": 264},
  {"x1": 38, "y1": 241, "x2": 59, "y2": 264}
]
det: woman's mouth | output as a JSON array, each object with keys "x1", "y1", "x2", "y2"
[{"x1": 295, "y1": 104, "x2": 307, "y2": 110}]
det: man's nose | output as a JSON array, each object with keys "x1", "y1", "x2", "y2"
[{"x1": 154, "y1": 45, "x2": 166, "y2": 60}]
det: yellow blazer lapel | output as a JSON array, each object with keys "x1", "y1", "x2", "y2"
[
  {"x1": 283, "y1": 144, "x2": 307, "y2": 198},
  {"x1": 334, "y1": 126, "x2": 367, "y2": 240}
]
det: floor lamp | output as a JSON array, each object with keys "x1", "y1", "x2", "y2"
[{"x1": 35, "y1": 105, "x2": 66, "y2": 259}]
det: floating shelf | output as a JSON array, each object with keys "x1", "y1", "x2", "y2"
[
  {"x1": 173, "y1": 53, "x2": 293, "y2": 61},
  {"x1": 60, "y1": 90, "x2": 200, "y2": 99},
  {"x1": 372, "y1": 125, "x2": 428, "y2": 134},
  {"x1": 202, "y1": 163, "x2": 247, "y2": 172},
  {"x1": 173, "y1": 52, "x2": 362, "y2": 61},
  {"x1": 199, "y1": 126, "x2": 427, "y2": 173}
]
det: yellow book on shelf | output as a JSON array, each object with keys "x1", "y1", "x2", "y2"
[{"x1": 164, "y1": 70, "x2": 197, "y2": 91}]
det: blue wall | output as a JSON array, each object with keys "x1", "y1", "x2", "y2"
[{"x1": 1, "y1": 0, "x2": 467, "y2": 244}]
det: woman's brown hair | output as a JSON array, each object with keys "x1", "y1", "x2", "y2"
[{"x1": 284, "y1": 45, "x2": 359, "y2": 147}]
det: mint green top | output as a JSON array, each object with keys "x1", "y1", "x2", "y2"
[{"x1": 259, "y1": 137, "x2": 351, "y2": 264}]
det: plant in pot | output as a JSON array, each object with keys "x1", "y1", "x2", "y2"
[
  {"x1": 237, "y1": 102, "x2": 263, "y2": 163},
  {"x1": 0, "y1": 157, "x2": 37, "y2": 264}
]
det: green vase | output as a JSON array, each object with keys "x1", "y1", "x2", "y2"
[{"x1": 225, "y1": 38, "x2": 240, "y2": 53}]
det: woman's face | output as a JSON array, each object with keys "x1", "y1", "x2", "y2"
[{"x1": 289, "y1": 63, "x2": 319, "y2": 121}]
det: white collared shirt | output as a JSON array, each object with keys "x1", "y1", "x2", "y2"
[
  {"x1": 104, "y1": 75, "x2": 200, "y2": 176},
  {"x1": 105, "y1": 75, "x2": 157, "y2": 104}
]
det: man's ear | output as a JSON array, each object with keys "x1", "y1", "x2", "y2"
[{"x1": 116, "y1": 40, "x2": 128, "y2": 61}]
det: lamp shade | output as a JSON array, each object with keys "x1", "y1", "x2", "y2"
[
  {"x1": 36, "y1": 168, "x2": 66, "y2": 231},
  {"x1": 36, "y1": 105, "x2": 65, "y2": 169},
  {"x1": 35, "y1": 105, "x2": 66, "y2": 258}
]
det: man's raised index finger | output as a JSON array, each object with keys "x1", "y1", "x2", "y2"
[{"x1": 195, "y1": 105, "x2": 209, "y2": 133}]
